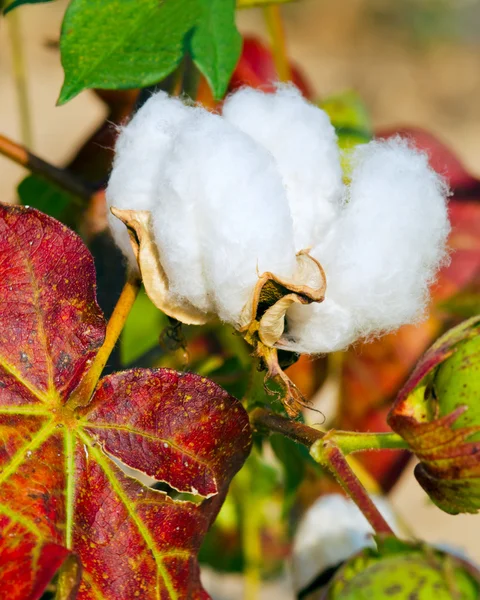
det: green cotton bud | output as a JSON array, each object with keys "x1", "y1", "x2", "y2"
[
  {"x1": 324, "y1": 538, "x2": 480, "y2": 600},
  {"x1": 387, "y1": 316, "x2": 480, "y2": 515}
]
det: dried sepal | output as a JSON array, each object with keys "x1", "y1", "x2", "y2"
[
  {"x1": 239, "y1": 251, "x2": 325, "y2": 416},
  {"x1": 110, "y1": 208, "x2": 211, "y2": 325},
  {"x1": 387, "y1": 316, "x2": 480, "y2": 514},
  {"x1": 240, "y1": 250, "x2": 326, "y2": 347}
]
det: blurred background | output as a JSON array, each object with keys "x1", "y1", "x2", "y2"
[{"x1": 1, "y1": 0, "x2": 480, "y2": 597}]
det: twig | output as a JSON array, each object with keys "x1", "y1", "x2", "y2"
[
  {"x1": 314, "y1": 442, "x2": 394, "y2": 535},
  {"x1": 263, "y1": 5, "x2": 292, "y2": 82},
  {"x1": 0, "y1": 133, "x2": 91, "y2": 200},
  {"x1": 250, "y1": 407, "x2": 323, "y2": 445},
  {"x1": 251, "y1": 408, "x2": 405, "y2": 535},
  {"x1": 7, "y1": 9, "x2": 33, "y2": 147},
  {"x1": 69, "y1": 274, "x2": 141, "y2": 409}
]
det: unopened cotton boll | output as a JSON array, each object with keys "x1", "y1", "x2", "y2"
[
  {"x1": 283, "y1": 137, "x2": 450, "y2": 354},
  {"x1": 223, "y1": 85, "x2": 344, "y2": 250}
]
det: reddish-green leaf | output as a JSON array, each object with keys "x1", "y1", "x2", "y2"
[{"x1": 0, "y1": 204, "x2": 252, "y2": 598}]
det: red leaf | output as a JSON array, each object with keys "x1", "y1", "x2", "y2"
[
  {"x1": 0, "y1": 205, "x2": 105, "y2": 403},
  {"x1": 0, "y1": 540, "x2": 78, "y2": 600},
  {"x1": 377, "y1": 126, "x2": 479, "y2": 191},
  {"x1": 85, "y1": 369, "x2": 249, "y2": 498},
  {"x1": 230, "y1": 37, "x2": 312, "y2": 98},
  {"x1": 196, "y1": 36, "x2": 313, "y2": 108},
  {"x1": 0, "y1": 204, "x2": 252, "y2": 598}
]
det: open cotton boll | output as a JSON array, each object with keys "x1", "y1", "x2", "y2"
[
  {"x1": 152, "y1": 108, "x2": 297, "y2": 324},
  {"x1": 283, "y1": 137, "x2": 450, "y2": 354},
  {"x1": 316, "y1": 137, "x2": 450, "y2": 337},
  {"x1": 223, "y1": 85, "x2": 344, "y2": 250},
  {"x1": 106, "y1": 91, "x2": 191, "y2": 266},
  {"x1": 292, "y1": 494, "x2": 398, "y2": 593}
]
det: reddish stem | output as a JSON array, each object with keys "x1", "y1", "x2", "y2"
[
  {"x1": 0, "y1": 133, "x2": 91, "y2": 200},
  {"x1": 251, "y1": 407, "x2": 395, "y2": 536},
  {"x1": 250, "y1": 407, "x2": 323, "y2": 446},
  {"x1": 321, "y1": 443, "x2": 394, "y2": 535}
]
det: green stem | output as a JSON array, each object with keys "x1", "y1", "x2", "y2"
[
  {"x1": 7, "y1": 9, "x2": 33, "y2": 148},
  {"x1": 251, "y1": 408, "x2": 408, "y2": 453},
  {"x1": 251, "y1": 409, "x2": 408, "y2": 535},
  {"x1": 312, "y1": 440, "x2": 394, "y2": 535},
  {"x1": 262, "y1": 5, "x2": 291, "y2": 82},
  {"x1": 329, "y1": 431, "x2": 409, "y2": 455},
  {"x1": 240, "y1": 467, "x2": 262, "y2": 600}
]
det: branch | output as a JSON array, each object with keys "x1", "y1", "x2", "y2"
[
  {"x1": 250, "y1": 407, "x2": 323, "y2": 445},
  {"x1": 70, "y1": 273, "x2": 141, "y2": 410},
  {"x1": 314, "y1": 442, "x2": 394, "y2": 535},
  {"x1": 251, "y1": 408, "x2": 406, "y2": 536},
  {"x1": 263, "y1": 5, "x2": 292, "y2": 82},
  {"x1": 0, "y1": 133, "x2": 92, "y2": 200}
]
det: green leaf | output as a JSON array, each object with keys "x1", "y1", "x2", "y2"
[
  {"x1": 191, "y1": 0, "x2": 242, "y2": 99},
  {"x1": 59, "y1": 0, "x2": 201, "y2": 105},
  {"x1": 120, "y1": 287, "x2": 168, "y2": 366},
  {"x1": 320, "y1": 91, "x2": 373, "y2": 173},
  {"x1": 58, "y1": 0, "x2": 242, "y2": 104},
  {"x1": 17, "y1": 174, "x2": 80, "y2": 229},
  {"x1": 3, "y1": 0, "x2": 53, "y2": 15}
]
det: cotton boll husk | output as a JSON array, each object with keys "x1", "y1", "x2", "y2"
[
  {"x1": 223, "y1": 85, "x2": 344, "y2": 250},
  {"x1": 291, "y1": 494, "x2": 398, "y2": 593},
  {"x1": 285, "y1": 137, "x2": 450, "y2": 353},
  {"x1": 106, "y1": 92, "x2": 191, "y2": 266},
  {"x1": 152, "y1": 108, "x2": 297, "y2": 324}
]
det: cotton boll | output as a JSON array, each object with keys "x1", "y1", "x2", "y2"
[
  {"x1": 152, "y1": 108, "x2": 297, "y2": 324},
  {"x1": 106, "y1": 92, "x2": 191, "y2": 266},
  {"x1": 223, "y1": 85, "x2": 344, "y2": 251},
  {"x1": 292, "y1": 494, "x2": 398, "y2": 593}
]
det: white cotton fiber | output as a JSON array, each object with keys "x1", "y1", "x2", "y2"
[
  {"x1": 292, "y1": 494, "x2": 398, "y2": 592},
  {"x1": 107, "y1": 90, "x2": 450, "y2": 352},
  {"x1": 152, "y1": 108, "x2": 297, "y2": 324},
  {"x1": 223, "y1": 85, "x2": 344, "y2": 250},
  {"x1": 285, "y1": 137, "x2": 450, "y2": 353},
  {"x1": 106, "y1": 92, "x2": 190, "y2": 266},
  {"x1": 281, "y1": 298, "x2": 357, "y2": 354}
]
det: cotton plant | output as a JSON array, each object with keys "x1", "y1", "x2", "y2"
[{"x1": 107, "y1": 85, "x2": 450, "y2": 414}]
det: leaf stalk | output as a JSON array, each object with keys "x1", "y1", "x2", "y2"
[
  {"x1": 69, "y1": 273, "x2": 141, "y2": 409},
  {"x1": 6, "y1": 9, "x2": 33, "y2": 147},
  {"x1": 0, "y1": 133, "x2": 91, "y2": 200},
  {"x1": 251, "y1": 408, "x2": 408, "y2": 534},
  {"x1": 262, "y1": 5, "x2": 292, "y2": 82}
]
